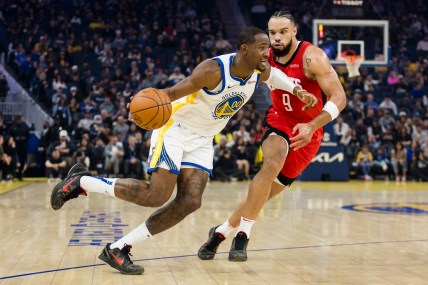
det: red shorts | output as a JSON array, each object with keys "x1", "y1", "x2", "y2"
[{"x1": 262, "y1": 120, "x2": 322, "y2": 185}]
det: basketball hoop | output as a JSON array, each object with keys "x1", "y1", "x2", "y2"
[{"x1": 339, "y1": 50, "x2": 364, "y2": 78}]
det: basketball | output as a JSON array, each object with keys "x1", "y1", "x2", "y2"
[{"x1": 129, "y1": 88, "x2": 172, "y2": 130}]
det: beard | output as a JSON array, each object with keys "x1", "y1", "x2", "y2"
[{"x1": 271, "y1": 41, "x2": 293, "y2": 58}]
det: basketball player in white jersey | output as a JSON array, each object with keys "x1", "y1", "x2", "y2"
[{"x1": 50, "y1": 27, "x2": 318, "y2": 275}]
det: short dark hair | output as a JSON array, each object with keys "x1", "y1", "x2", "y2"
[
  {"x1": 270, "y1": 11, "x2": 296, "y2": 26},
  {"x1": 237, "y1": 26, "x2": 266, "y2": 50}
]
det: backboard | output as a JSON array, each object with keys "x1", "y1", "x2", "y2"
[{"x1": 312, "y1": 19, "x2": 389, "y2": 66}]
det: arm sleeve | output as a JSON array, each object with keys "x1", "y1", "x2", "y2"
[{"x1": 264, "y1": 67, "x2": 298, "y2": 94}]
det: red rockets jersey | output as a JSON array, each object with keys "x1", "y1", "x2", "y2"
[{"x1": 266, "y1": 41, "x2": 325, "y2": 140}]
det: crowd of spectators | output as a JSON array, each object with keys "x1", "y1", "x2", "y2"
[{"x1": 0, "y1": 0, "x2": 427, "y2": 182}]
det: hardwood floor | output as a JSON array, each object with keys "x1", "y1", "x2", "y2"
[{"x1": 1, "y1": 180, "x2": 428, "y2": 284}]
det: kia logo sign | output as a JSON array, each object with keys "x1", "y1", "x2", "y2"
[{"x1": 311, "y1": 152, "x2": 344, "y2": 163}]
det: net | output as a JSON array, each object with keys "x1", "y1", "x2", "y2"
[
  {"x1": 338, "y1": 50, "x2": 364, "y2": 78},
  {"x1": 345, "y1": 55, "x2": 364, "y2": 78}
]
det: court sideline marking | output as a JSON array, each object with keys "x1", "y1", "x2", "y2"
[{"x1": 1, "y1": 239, "x2": 428, "y2": 280}]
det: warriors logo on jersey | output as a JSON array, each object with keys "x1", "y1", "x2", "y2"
[{"x1": 213, "y1": 92, "x2": 247, "y2": 119}]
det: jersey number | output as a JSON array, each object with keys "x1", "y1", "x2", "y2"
[{"x1": 282, "y1": 93, "x2": 293, "y2": 111}]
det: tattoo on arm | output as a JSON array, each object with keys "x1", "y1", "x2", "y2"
[{"x1": 304, "y1": 58, "x2": 316, "y2": 80}]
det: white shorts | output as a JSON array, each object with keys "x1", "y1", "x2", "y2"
[{"x1": 148, "y1": 120, "x2": 214, "y2": 176}]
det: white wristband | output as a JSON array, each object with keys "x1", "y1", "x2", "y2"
[{"x1": 323, "y1": 101, "x2": 339, "y2": 121}]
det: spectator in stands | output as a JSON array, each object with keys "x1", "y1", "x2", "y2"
[
  {"x1": 213, "y1": 135, "x2": 229, "y2": 163},
  {"x1": 413, "y1": 146, "x2": 428, "y2": 181},
  {"x1": 363, "y1": 75, "x2": 378, "y2": 93},
  {"x1": 391, "y1": 141, "x2": 407, "y2": 181},
  {"x1": 416, "y1": 34, "x2": 428, "y2": 54},
  {"x1": 45, "y1": 149, "x2": 67, "y2": 182},
  {"x1": 214, "y1": 148, "x2": 245, "y2": 182},
  {"x1": 80, "y1": 97, "x2": 98, "y2": 114},
  {"x1": 412, "y1": 123, "x2": 428, "y2": 147},
  {"x1": 73, "y1": 134, "x2": 92, "y2": 169},
  {"x1": 379, "y1": 110, "x2": 396, "y2": 132},
  {"x1": 387, "y1": 70, "x2": 400, "y2": 87},
  {"x1": 68, "y1": 97, "x2": 81, "y2": 127},
  {"x1": 138, "y1": 70, "x2": 156, "y2": 89},
  {"x1": 77, "y1": 111, "x2": 94, "y2": 137},
  {"x1": 347, "y1": 92, "x2": 364, "y2": 114},
  {"x1": 8, "y1": 115, "x2": 30, "y2": 180},
  {"x1": 380, "y1": 95, "x2": 398, "y2": 115},
  {"x1": 251, "y1": 122, "x2": 264, "y2": 145},
  {"x1": 2, "y1": 136, "x2": 17, "y2": 180},
  {"x1": 89, "y1": 114, "x2": 103, "y2": 139},
  {"x1": 396, "y1": 125, "x2": 412, "y2": 147},
  {"x1": 104, "y1": 134, "x2": 124, "y2": 176},
  {"x1": 372, "y1": 147, "x2": 390, "y2": 179},
  {"x1": 123, "y1": 135, "x2": 143, "y2": 179},
  {"x1": 410, "y1": 75, "x2": 426, "y2": 99},
  {"x1": 214, "y1": 32, "x2": 232, "y2": 53},
  {"x1": 356, "y1": 144, "x2": 374, "y2": 180},
  {"x1": 168, "y1": 67, "x2": 185, "y2": 86},
  {"x1": 354, "y1": 118, "x2": 368, "y2": 146},
  {"x1": 47, "y1": 130, "x2": 75, "y2": 168},
  {"x1": 233, "y1": 125, "x2": 251, "y2": 144},
  {"x1": 52, "y1": 97, "x2": 72, "y2": 129},
  {"x1": 364, "y1": 94, "x2": 379, "y2": 110},
  {"x1": 90, "y1": 137, "x2": 106, "y2": 175},
  {"x1": 99, "y1": 96, "x2": 116, "y2": 115},
  {"x1": 113, "y1": 115, "x2": 129, "y2": 139},
  {"x1": 333, "y1": 116, "x2": 350, "y2": 143},
  {"x1": 0, "y1": 114, "x2": 8, "y2": 136},
  {"x1": 231, "y1": 137, "x2": 251, "y2": 180},
  {"x1": 52, "y1": 74, "x2": 67, "y2": 91}
]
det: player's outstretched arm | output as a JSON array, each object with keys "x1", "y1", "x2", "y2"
[
  {"x1": 260, "y1": 64, "x2": 318, "y2": 110},
  {"x1": 303, "y1": 46, "x2": 346, "y2": 129},
  {"x1": 162, "y1": 60, "x2": 222, "y2": 102},
  {"x1": 289, "y1": 47, "x2": 346, "y2": 150}
]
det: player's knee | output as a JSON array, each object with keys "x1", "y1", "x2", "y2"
[
  {"x1": 262, "y1": 158, "x2": 284, "y2": 174},
  {"x1": 178, "y1": 194, "x2": 202, "y2": 214}
]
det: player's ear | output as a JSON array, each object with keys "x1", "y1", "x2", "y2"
[
  {"x1": 292, "y1": 26, "x2": 297, "y2": 37},
  {"x1": 240, "y1": 44, "x2": 247, "y2": 55}
]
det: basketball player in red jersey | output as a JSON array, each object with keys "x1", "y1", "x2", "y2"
[{"x1": 198, "y1": 11, "x2": 347, "y2": 262}]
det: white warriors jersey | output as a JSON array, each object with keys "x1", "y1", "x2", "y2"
[{"x1": 171, "y1": 53, "x2": 261, "y2": 136}]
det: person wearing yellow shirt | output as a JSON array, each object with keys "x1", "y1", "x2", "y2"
[{"x1": 356, "y1": 144, "x2": 374, "y2": 180}]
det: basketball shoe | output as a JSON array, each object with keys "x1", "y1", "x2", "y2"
[
  {"x1": 50, "y1": 163, "x2": 91, "y2": 210},
  {"x1": 197, "y1": 226, "x2": 226, "y2": 260},
  {"x1": 228, "y1": 231, "x2": 249, "y2": 262},
  {"x1": 98, "y1": 243, "x2": 144, "y2": 275}
]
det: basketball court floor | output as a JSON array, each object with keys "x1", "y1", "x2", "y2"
[{"x1": 1, "y1": 179, "x2": 428, "y2": 284}]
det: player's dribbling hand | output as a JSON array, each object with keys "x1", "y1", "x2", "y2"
[
  {"x1": 290, "y1": 123, "x2": 315, "y2": 150},
  {"x1": 296, "y1": 90, "x2": 318, "y2": 111}
]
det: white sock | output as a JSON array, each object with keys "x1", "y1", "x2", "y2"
[
  {"x1": 215, "y1": 219, "x2": 236, "y2": 237},
  {"x1": 236, "y1": 217, "x2": 255, "y2": 238},
  {"x1": 80, "y1": 176, "x2": 117, "y2": 197},
  {"x1": 110, "y1": 222, "x2": 152, "y2": 249}
]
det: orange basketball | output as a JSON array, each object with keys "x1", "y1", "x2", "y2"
[{"x1": 130, "y1": 88, "x2": 172, "y2": 130}]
